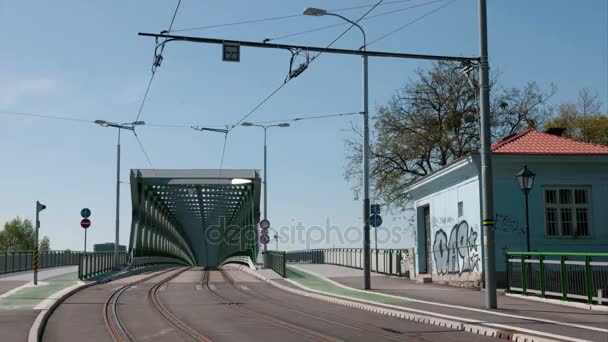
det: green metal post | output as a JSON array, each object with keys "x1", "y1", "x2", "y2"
[
  {"x1": 506, "y1": 252, "x2": 511, "y2": 293},
  {"x1": 585, "y1": 256, "x2": 592, "y2": 304},
  {"x1": 560, "y1": 255, "x2": 567, "y2": 301},
  {"x1": 539, "y1": 255, "x2": 546, "y2": 298},
  {"x1": 521, "y1": 254, "x2": 527, "y2": 295}
]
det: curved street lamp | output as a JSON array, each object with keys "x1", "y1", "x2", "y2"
[
  {"x1": 241, "y1": 122, "x2": 290, "y2": 266},
  {"x1": 516, "y1": 165, "x2": 536, "y2": 252},
  {"x1": 304, "y1": 7, "x2": 372, "y2": 289},
  {"x1": 94, "y1": 119, "x2": 145, "y2": 267}
]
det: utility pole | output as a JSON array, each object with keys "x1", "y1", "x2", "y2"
[
  {"x1": 34, "y1": 201, "x2": 46, "y2": 285},
  {"x1": 478, "y1": 0, "x2": 497, "y2": 309}
]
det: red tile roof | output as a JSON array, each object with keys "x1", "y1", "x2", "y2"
[{"x1": 491, "y1": 129, "x2": 608, "y2": 154}]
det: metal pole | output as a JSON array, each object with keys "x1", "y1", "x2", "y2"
[
  {"x1": 263, "y1": 128, "x2": 268, "y2": 268},
  {"x1": 84, "y1": 228, "x2": 87, "y2": 253},
  {"x1": 525, "y1": 190, "x2": 530, "y2": 252},
  {"x1": 479, "y1": 0, "x2": 497, "y2": 309},
  {"x1": 115, "y1": 129, "x2": 121, "y2": 269},
  {"x1": 363, "y1": 53, "x2": 371, "y2": 290},
  {"x1": 34, "y1": 203, "x2": 40, "y2": 285}
]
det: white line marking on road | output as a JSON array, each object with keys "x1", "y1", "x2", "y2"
[
  {"x1": 240, "y1": 285, "x2": 250, "y2": 291},
  {"x1": 34, "y1": 281, "x2": 86, "y2": 310},
  {"x1": 290, "y1": 265, "x2": 608, "y2": 334},
  {"x1": 195, "y1": 284, "x2": 203, "y2": 291},
  {"x1": 0, "y1": 281, "x2": 49, "y2": 299},
  {"x1": 209, "y1": 284, "x2": 217, "y2": 291}
]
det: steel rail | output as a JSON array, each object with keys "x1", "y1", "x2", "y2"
[
  {"x1": 219, "y1": 268, "x2": 413, "y2": 342},
  {"x1": 147, "y1": 267, "x2": 213, "y2": 342},
  {"x1": 104, "y1": 267, "x2": 177, "y2": 342},
  {"x1": 201, "y1": 270, "x2": 338, "y2": 342}
]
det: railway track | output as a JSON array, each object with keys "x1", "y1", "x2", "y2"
[
  {"x1": 219, "y1": 268, "x2": 414, "y2": 342},
  {"x1": 104, "y1": 267, "x2": 212, "y2": 342},
  {"x1": 201, "y1": 269, "x2": 341, "y2": 342}
]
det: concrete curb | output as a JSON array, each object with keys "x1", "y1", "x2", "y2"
[
  {"x1": 28, "y1": 264, "x2": 171, "y2": 342},
  {"x1": 235, "y1": 265, "x2": 576, "y2": 342},
  {"x1": 505, "y1": 293, "x2": 608, "y2": 312}
]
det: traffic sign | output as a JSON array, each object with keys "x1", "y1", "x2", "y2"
[
  {"x1": 80, "y1": 208, "x2": 91, "y2": 218},
  {"x1": 259, "y1": 219, "x2": 270, "y2": 230},
  {"x1": 80, "y1": 218, "x2": 91, "y2": 229},
  {"x1": 370, "y1": 214, "x2": 382, "y2": 228},
  {"x1": 371, "y1": 204, "x2": 381, "y2": 215},
  {"x1": 260, "y1": 234, "x2": 270, "y2": 245},
  {"x1": 223, "y1": 44, "x2": 240, "y2": 62}
]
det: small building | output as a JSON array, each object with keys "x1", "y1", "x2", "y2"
[
  {"x1": 406, "y1": 129, "x2": 608, "y2": 287},
  {"x1": 93, "y1": 242, "x2": 127, "y2": 253}
]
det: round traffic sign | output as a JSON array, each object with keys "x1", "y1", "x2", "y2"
[
  {"x1": 80, "y1": 218, "x2": 91, "y2": 229},
  {"x1": 260, "y1": 234, "x2": 270, "y2": 245},
  {"x1": 80, "y1": 208, "x2": 91, "y2": 218},
  {"x1": 259, "y1": 219, "x2": 271, "y2": 230},
  {"x1": 370, "y1": 214, "x2": 383, "y2": 228}
]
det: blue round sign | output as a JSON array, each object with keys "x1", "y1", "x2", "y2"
[
  {"x1": 80, "y1": 208, "x2": 91, "y2": 219},
  {"x1": 370, "y1": 214, "x2": 382, "y2": 228}
]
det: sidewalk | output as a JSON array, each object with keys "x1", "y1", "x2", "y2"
[{"x1": 285, "y1": 264, "x2": 608, "y2": 342}]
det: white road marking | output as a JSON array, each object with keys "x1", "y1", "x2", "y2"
[
  {"x1": 290, "y1": 265, "x2": 608, "y2": 334},
  {"x1": 240, "y1": 285, "x2": 250, "y2": 291},
  {"x1": 195, "y1": 284, "x2": 203, "y2": 291},
  {"x1": 209, "y1": 284, "x2": 217, "y2": 291}
]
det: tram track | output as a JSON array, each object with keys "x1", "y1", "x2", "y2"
[
  {"x1": 201, "y1": 269, "x2": 341, "y2": 342},
  {"x1": 219, "y1": 268, "x2": 418, "y2": 342}
]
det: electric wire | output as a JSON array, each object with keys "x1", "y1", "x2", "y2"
[
  {"x1": 264, "y1": 0, "x2": 446, "y2": 43},
  {"x1": 170, "y1": 0, "x2": 418, "y2": 33},
  {"x1": 134, "y1": 0, "x2": 182, "y2": 122},
  {"x1": 228, "y1": 0, "x2": 384, "y2": 131},
  {"x1": 366, "y1": 0, "x2": 457, "y2": 47},
  {"x1": 132, "y1": 130, "x2": 155, "y2": 168},
  {"x1": 0, "y1": 110, "x2": 94, "y2": 123}
]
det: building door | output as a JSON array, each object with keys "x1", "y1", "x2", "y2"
[{"x1": 424, "y1": 206, "x2": 432, "y2": 274}]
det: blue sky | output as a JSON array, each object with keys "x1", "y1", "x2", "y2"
[{"x1": 0, "y1": 0, "x2": 606, "y2": 251}]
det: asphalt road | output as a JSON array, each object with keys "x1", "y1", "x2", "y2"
[{"x1": 43, "y1": 267, "x2": 499, "y2": 341}]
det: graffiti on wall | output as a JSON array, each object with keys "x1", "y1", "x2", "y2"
[
  {"x1": 494, "y1": 213, "x2": 524, "y2": 235},
  {"x1": 433, "y1": 220, "x2": 480, "y2": 275}
]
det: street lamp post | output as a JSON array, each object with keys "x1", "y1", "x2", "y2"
[
  {"x1": 94, "y1": 120, "x2": 145, "y2": 268},
  {"x1": 516, "y1": 165, "x2": 536, "y2": 252},
  {"x1": 241, "y1": 122, "x2": 290, "y2": 267},
  {"x1": 304, "y1": 7, "x2": 371, "y2": 290},
  {"x1": 274, "y1": 233, "x2": 279, "y2": 250}
]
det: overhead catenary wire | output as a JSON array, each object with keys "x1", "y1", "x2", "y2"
[
  {"x1": 263, "y1": 0, "x2": 446, "y2": 43},
  {"x1": 366, "y1": 0, "x2": 457, "y2": 47},
  {"x1": 132, "y1": 130, "x2": 155, "y2": 168},
  {"x1": 228, "y1": 0, "x2": 385, "y2": 130},
  {"x1": 170, "y1": 0, "x2": 418, "y2": 33},
  {"x1": 0, "y1": 110, "x2": 94, "y2": 123},
  {"x1": 134, "y1": 0, "x2": 183, "y2": 122}
]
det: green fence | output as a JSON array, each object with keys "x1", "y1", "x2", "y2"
[
  {"x1": 266, "y1": 251, "x2": 286, "y2": 277},
  {"x1": 506, "y1": 252, "x2": 608, "y2": 305},
  {"x1": 0, "y1": 250, "x2": 81, "y2": 275},
  {"x1": 286, "y1": 248, "x2": 407, "y2": 277},
  {"x1": 78, "y1": 252, "x2": 128, "y2": 280}
]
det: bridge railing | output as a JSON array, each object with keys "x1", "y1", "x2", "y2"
[
  {"x1": 266, "y1": 251, "x2": 286, "y2": 277},
  {"x1": 506, "y1": 252, "x2": 608, "y2": 305},
  {"x1": 0, "y1": 250, "x2": 82, "y2": 275},
  {"x1": 78, "y1": 252, "x2": 128, "y2": 280},
  {"x1": 286, "y1": 248, "x2": 407, "y2": 277}
]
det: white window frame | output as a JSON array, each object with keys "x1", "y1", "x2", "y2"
[{"x1": 542, "y1": 186, "x2": 592, "y2": 238}]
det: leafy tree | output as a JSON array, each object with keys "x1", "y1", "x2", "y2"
[
  {"x1": 39, "y1": 236, "x2": 51, "y2": 252},
  {"x1": 0, "y1": 217, "x2": 35, "y2": 251},
  {"x1": 344, "y1": 61, "x2": 554, "y2": 210},
  {"x1": 546, "y1": 88, "x2": 608, "y2": 145}
]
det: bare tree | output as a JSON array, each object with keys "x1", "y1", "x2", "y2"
[{"x1": 344, "y1": 61, "x2": 554, "y2": 211}]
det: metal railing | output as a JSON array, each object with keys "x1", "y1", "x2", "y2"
[
  {"x1": 266, "y1": 251, "x2": 286, "y2": 277},
  {"x1": 1, "y1": 250, "x2": 81, "y2": 275},
  {"x1": 506, "y1": 252, "x2": 608, "y2": 305},
  {"x1": 78, "y1": 252, "x2": 128, "y2": 280},
  {"x1": 286, "y1": 248, "x2": 407, "y2": 277}
]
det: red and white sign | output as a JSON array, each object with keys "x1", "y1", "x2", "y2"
[
  {"x1": 260, "y1": 234, "x2": 270, "y2": 245},
  {"x1": 259, "y1": 219, "x2": 271, "y2": 230},
  {"x1": 80, "y1": 218, "x2": 91, "y2": 229}
]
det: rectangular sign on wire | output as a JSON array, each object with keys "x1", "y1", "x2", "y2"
[{"x1": 223, "y1": 44, "x2": 240, "y2": 62}]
